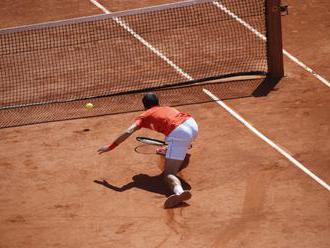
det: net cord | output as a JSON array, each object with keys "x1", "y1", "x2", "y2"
[{"x1": 0, "y1": 0, "x2": 218, "y2": 34}]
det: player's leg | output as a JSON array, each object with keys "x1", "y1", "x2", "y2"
[
  {"x1": 163, "y1": 158, "x2": 192, "y2": 208},
  {"x1": 163, "y1": 158, "x2": 185, "y2": 194},
  {"x1": 162, "y1": 145, "x2": 191, "y2": 208},
  {"x1": 162, "y1": 118, "x2": 198, "y2": 208}
]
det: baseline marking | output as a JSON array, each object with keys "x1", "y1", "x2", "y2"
[
  {"x1": 213, "y1": 1, "x2": 330, "y2": 88},
  {"x1": 203, "y1": 89, "x2": 330, "y2": 191}
]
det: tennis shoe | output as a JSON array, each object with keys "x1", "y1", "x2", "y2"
[
  {"x1": 164, "y1": 190, "x2": 192, "y2": 209},
  {"x1": 156, "y1": 146, "x2": 167, "y2": 156}
]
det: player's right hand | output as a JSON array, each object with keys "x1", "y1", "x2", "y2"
[{"x1": 97, "y1": 145, "x2": 110, "y2": 154}]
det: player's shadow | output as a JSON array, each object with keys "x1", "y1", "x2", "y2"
[
  {"x1": 94, "y1": 155, "x2": 191, "y2": 197},
  {"x1": 94, "y1": 173, "x2": 191, "y2": 197}
]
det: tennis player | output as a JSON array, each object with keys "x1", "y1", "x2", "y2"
[{"x1": 97, "y1": 92, "x2": 198, "y2": 208}]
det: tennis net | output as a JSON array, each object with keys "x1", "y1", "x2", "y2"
[{"x1": 0, "y1": 0, "x2": 278, "y2": 128}]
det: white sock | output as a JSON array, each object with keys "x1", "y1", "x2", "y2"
[{"x1": 173, "y1": 185, "x2": 184, "y2": 195}]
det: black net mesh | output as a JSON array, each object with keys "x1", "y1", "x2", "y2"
[{"x1": 0, "y1": 0, "x2": 268, "y2": 128}]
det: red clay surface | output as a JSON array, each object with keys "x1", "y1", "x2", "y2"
[{"x1": 0, "y1": 1, "x2": 329, "y2": 248}]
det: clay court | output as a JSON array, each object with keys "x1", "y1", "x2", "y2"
[{"x1": 0, "y1": 0, "x2": 329, "y2": 247}]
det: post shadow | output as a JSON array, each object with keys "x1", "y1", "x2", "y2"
[{"x1": 252, "y1": 77, "x2": 282, "y2": 97}]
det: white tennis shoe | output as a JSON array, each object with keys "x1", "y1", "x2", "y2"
[{"x1": 164, "y1": 190, "x2": 192, "y2": 209}]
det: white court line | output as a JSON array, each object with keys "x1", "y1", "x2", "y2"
[
  {"x1": 203, "y1": 89, "x2": 330, "y2": 191},
  {"x1": 213, "y1": 1, "x2": 330, "y2": 88},
  {"x1": 89, "y1": 0, "x2": 193, "y2": 81},
  {"x1": 90, "y1": 0, "x2": 330, "y2": 191}
]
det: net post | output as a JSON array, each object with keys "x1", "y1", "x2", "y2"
[{"x1": 253, "y1": 0, "x2": 284, "y2": 96}]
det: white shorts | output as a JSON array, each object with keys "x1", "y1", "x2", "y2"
[{"x1": 165, "y1": 118, "x2": 198, "y2": 161}]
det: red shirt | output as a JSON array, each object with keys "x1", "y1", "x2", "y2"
[{"x1": 135, "y1": 106, "x2": 192, "y2": 136}]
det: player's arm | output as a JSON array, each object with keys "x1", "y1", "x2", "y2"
[{"x1": 97, "y1": 123, "x2": 140, "y2": 154}]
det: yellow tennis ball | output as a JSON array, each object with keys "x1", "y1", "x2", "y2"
[{"x1": 85, "y1": 103, "x2": 94, "y2": 109}]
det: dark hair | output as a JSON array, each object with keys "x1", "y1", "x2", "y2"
[{"x1": 142, "y1": 93, "x2": 159, "y2": 109}]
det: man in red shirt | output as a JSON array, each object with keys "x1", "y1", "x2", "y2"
[{"x1": 98, "y1": 93, "x2": 198, "y2": 208}]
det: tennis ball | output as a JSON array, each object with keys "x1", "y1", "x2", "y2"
[{"x1": 85, "y1": 103, "x2": 94, "y2": 109}]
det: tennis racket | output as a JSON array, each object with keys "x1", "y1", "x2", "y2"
[
  {"x1": 135, "y1": 136, "x2": 192, "y2": 155},
  {"x1": 135, "y1": 136, "x2": 166, "y2": 154},
  {"x1": 136, "y1": 136, "x2": 166, "y2": 146}
]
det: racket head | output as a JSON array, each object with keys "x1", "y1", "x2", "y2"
[
  {"x1": 136, "y1": 136, "x2": 166, "y2": 146},
  {"x1": 134, "y1": 144, "x2": 158, "y2": 154}
]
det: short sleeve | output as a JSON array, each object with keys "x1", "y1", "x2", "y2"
[{"x1": 134, "y1": 116, "x2": 143, "y2": 129}]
